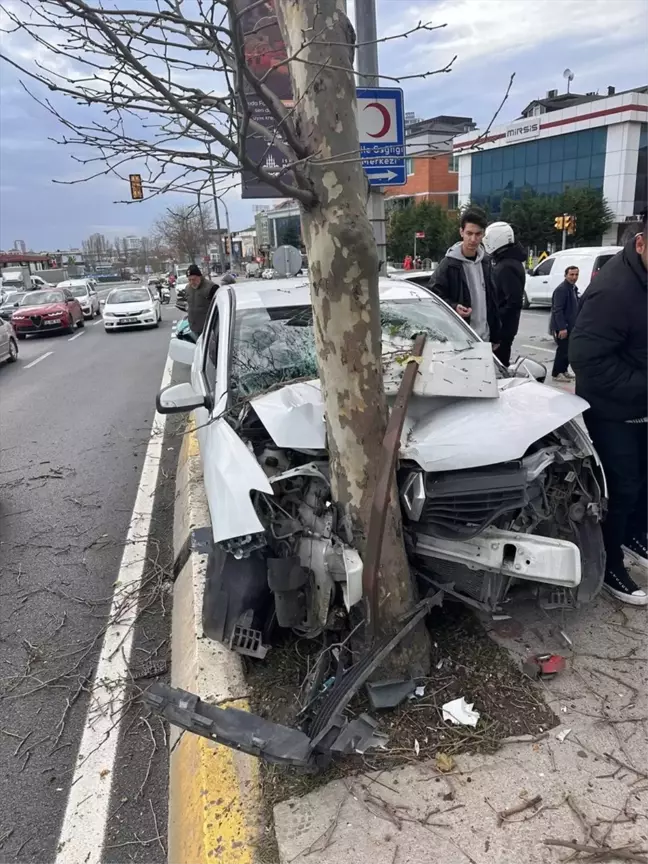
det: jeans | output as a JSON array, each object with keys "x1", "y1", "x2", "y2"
[
  {"x1": 585, "y1": 415, "x2": 647, "y2": 571},
  {"x1": 552, "y1": 333, "x2": 570, "y2": 376}
]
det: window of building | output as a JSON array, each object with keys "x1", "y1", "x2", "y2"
[
  {"x1": 448, "y1": 192, "x2": 459, "y2": 210},
  {"x1": 469, "y1": 127, "x2": 608, "y2": 216},
  {"x1": 448, "y1": 152, "x2": 459, "y2": 173},
  {"x1": 406, "y1": 157, "x2": 414, "y2": 176},
  {"x1": 634, "y1": 123, "x2": 647, "y2": 215}
]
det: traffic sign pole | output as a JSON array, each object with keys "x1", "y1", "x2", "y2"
[{"x1": 356, "y1": 0, "x2": 387, "y2": 268}]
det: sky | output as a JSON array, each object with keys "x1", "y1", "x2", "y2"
[{"x1": 0, "y1": 0, "x2": 645, "y2": 252}]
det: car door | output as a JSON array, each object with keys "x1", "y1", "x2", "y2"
[
  {"x1": 63, "y1": 289, "x2": 79, "y2": 321},
  {"x1": 525, "y1": 257, "x2": 556, "y2": 306},
  {"x1": 0, "y1": 319, "x2": 8, "y2": 360}
]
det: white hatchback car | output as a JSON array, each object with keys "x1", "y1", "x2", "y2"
[
  {"x1": 103, "y1": 285, "x2": 161, "y2": 332},
  {"x1": 524, "y1": 246, "x2": 621, "y2": 308},
  {"x1": 59, "y1": 279, "x2": 101, "y2": 318},
  {"x1": 0, "y1": 317, "x2": 18, "y2": 365}
]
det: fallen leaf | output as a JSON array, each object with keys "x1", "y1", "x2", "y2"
[
  {"x1": 99, "y1": 769, "x2": 110, "y2": 778},
  {"x1": 435, "y1": 752, "x2": 455, "y2": 773}
]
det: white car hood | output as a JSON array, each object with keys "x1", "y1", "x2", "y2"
[
  {"x1": 251, "y1": 376, "x2": 589, "y2": 472},
  {"x1": 105, "y1": 301, "x2": 154, "y2": 315}
]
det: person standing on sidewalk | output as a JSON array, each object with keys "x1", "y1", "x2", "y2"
[
  {"x1": 429, "y1": 207, "x2": 501, "y2": 349},
  {"x1": 550, "y1": 265, "x2": 580, "y2": 382},
  {"x1": 186, "y1": 264, "x2": 218, "y2": 338},
  {"x1": 569, "y1": 217, "x2": 647, "y2": 606},
  {"x1": 483, "y1": 221, "x2": 526, "y2": 367}
]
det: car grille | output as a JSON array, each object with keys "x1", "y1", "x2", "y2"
[
  {"x1": 30, "y1": 315, "x2": 43, "y2": 328},
  {"x1": 418, "y1": 465, "x2": 528, "y2": 540},
  {"x1": 111, "y1": 309, "x2": 147, "y2": 317}
]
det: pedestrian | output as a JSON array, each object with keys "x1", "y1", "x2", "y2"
[
  {"x1": 403, "y1": 254, "x2": 413, "y2": 271},
  {"x1": 186, "y1": 264, "x2": 218, "y2": 338},
  {"x1": 549, "y1": 265, "x2": 580, "y2": 381},
  {"x1": 415, "y1": 256, "x2": 422, "y2": 270},
  {"x1": 429, "y1": 207, "x2": 501, "y2": 348},
  {"x1": 569, "y1": 214, "x2": 647, "y2": 605},
  {"x1": 483, "y1": 220, "x2": 527, "y2": 367}
]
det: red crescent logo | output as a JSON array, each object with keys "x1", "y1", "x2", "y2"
[{"x1": 364, "y1": 102, "x2": 391, "y2": 138}]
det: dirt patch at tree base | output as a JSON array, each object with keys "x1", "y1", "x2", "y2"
[{"x1": 246, "y1": 602, "x2": 557, "y2": 828}]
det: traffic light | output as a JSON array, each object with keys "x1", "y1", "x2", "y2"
[
  {"x1": 129, "y1": 174, "x2": 144, "y2": 200},
  {"x1": 554, "y1": 215, "x2": 564, "y2": 231},
  {"x1": 565, "y1": 214, "x2": 577, "y2": 235}
]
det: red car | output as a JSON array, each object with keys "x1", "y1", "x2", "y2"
[{"x1": 11, "y1": 288, "x2": 85, "y2": 339}]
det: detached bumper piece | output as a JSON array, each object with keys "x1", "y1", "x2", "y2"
[{"x1": 144, "y1": 593, "x2": 441, "y2": 771}]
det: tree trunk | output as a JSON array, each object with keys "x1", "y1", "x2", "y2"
[{"x1": 277, "y1": 0, "x2": 430, "y2": 676}]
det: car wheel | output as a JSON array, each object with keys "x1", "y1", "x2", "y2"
[
  {"x1": 77, "y1": 316, "x2": 85, "y2": 328},
  {"x1": 66, "y1": 318, "x2": 75, "y2": 334},
  {"x1": 523, "y1": 291, "x2": 530, "y2": 310},
  {"x1": 7, "y1": 338, "x2": 18, "y2": 362}
]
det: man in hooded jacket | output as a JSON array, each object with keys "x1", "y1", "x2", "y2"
[
  {"x1": 483, "y1": 221, "x2": 527, "y2": 367},
  {"x1": 429, "y1": 207, "x2": 501, "y2": 347},
  {"x1": 569, "y1": 215, "x2": 647, "y2": 606}
]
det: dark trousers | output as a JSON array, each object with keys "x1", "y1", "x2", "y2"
[
  {"x1": 494, "y1": 341, "x2": 513, "y2": 367},
  {"x1": 585, "y1": 415, "x2": 647, "y2": 571},
  {"x1": 552, "y1": 334, "x2": 570, "y2": 376}
]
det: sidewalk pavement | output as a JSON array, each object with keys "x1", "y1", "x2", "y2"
[{"x1": 170, "y1": 423, "x2": 647, "y2": 864}]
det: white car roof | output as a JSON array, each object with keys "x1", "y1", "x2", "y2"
[
  {"x1": 59, "y1": 279, "x2": 89, "y2": 287},
  {"x1": 230, "y1": 276, "x2": 432, "y2": 311},
  {"x1": 548, "y1": 246, "x2": 621, "y2": 258}
]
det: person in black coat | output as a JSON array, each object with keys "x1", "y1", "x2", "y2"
[
  {"x1": 550, "y1": 265, "x2": 580, "y2": 380},
  {"x1": 483, "y1": 221, "x2": 527, "y2": 366},
  {"x1": 429, "y1": 208, "x2": 501, "y2": 347},
  {"x1": 569, "y1": 218, "x2": 648, "y2": 605}
]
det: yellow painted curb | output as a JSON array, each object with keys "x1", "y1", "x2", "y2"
[{"x1": 170, "y1": 419, "x2": 264, "y2": 863}]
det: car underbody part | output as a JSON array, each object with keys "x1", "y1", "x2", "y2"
[
  {"x1": 365, "y1": 678, "x2": 416, "y2": 710},
  {"x1": 145, "y1": 594, "x2": 441, "y2": 770}
]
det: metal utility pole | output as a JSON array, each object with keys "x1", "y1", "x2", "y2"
[
  {"x1": 562, "y1": 212, "x2": 568, "y2": 251},
  {"x1": 355, "y1": 0, "x2": 387, "y2": 268},
  {"x1": 206, "y1": 142, "x2": 227, "y2": 271}
]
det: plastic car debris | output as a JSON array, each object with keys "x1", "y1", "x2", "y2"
[
  {"x1": 365, "y1": 678, "x2": 416, "y2": 710},
  {"x1": 522, "y1": 653, "x2": 566, "y2": 680},
  {"x1": 441, "y1": 697, "x2": 480, "y2": 727},
  {"x1": 267, "y1": 557, "x2": 307, "y2": 628},
  {"x1": 329, "y1": 714, "x2": 388, "y2": 754},
  {"x1": 229, "y1": 610, "x2": 269, "y2": 659}
]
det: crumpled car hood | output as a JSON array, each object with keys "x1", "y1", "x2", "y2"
[{"x1": 251, "y1": 377, "x2": 589, "y2": 472}]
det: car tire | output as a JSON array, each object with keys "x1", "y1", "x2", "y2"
[
  {"x1": 523, "y1": 291, "x2": 531, "y2": 310},
  {"x1": 77, "y1": 316, "x2": 85, "y2": 328},
  {"x1": 7, "y1": 338, "x2": 18, "y2": 361},
  {"x1": 66, "y1": 318, "x2": 75, "y2": 334}
]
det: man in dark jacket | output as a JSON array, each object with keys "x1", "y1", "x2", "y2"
[
  {"x1": 570, "y1": 217, "x2": 648, "y2": 605},
  {"x1": 186, "y1": 264, "x2": 217, "y2": 337},
  {"x1": 550, "y1": 265, "x2": 580, "y2": 381},
  {"x1": 429, "y1": 207, "x2": 501, "y2": 348},
  {"x1": 483, "y1": 221, "x2": 527, "y2": 366}
]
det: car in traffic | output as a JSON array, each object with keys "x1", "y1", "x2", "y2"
[
  {"x1": 157, "y1": 276, "x2": 606, "y2": 656},
  {"x1": 103, "y1": 286, "x2": 161, "y2": 332},
  {"x1": 11, "y1": 288, "x2": 84, "y2": 338},
  {"x1": 59, "y1": 279, "x2": 101, "y2": 318},
  {"x1": 130, "y1": 274, "x2": 140, "y2": 282},
  {"x1": 524, "y1": 246, "x2": 621, "y2": 308},
  {"x1": 0, "y1": 291, "x2": 26, "y2": 321},
  {"x1": 0, "y1": 317, "x2": 18, "y2": 365}
]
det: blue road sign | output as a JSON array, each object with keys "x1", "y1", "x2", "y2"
[{"x1": 356, "y1": 87, "x2": 406, "y2": 186}]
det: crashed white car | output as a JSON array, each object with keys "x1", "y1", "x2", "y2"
[{"x1": 158, "y1": 278, "x2": 606, "y2": 655}]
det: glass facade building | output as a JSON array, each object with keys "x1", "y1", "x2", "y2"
[
  {"x1": 634, "y1": 123, "x2": 647, "y2": 213},
  {"x1": 471, "y1": 127, "x2": 608, "y2": 214}
]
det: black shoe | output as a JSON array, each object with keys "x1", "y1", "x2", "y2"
[
  {"x1": 604, "y1": 566, "x2": 648, "y2": 606},
  {"x1": 623, "y1": 536, "x2": 648, "y2": 569}
]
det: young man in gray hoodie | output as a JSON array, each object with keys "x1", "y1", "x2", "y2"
[{"x1": 429, "y1": 208, "x2": 501, "y2": 348}]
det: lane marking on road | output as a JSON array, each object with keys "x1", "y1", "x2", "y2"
[
  {"x1": 24, "y1": 351, "x2": 53, "y2": 369},
  {"x1": 55, "y1": 354, "x2": 173, "y2": 864},
  {"x1": 521, "y1": 343, "x2": 554, "y2": 355},
  {"x1": 92, "y1": 319, "x2": 104, "y2": 326},
  {"x1": 67, "y1": 330, "x2": 85, "y2": 342}
]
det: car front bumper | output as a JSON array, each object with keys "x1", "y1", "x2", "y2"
[
  {"x1": 12, "y1": 317, "x2": 70, "y2": 334},
  {"x1": 104, "y1": 314, "x2": 157, "y2": 329}
]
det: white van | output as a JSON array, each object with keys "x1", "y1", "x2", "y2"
[{"x1": 524, "y1": 246, "x2": 621, "y2": 308}]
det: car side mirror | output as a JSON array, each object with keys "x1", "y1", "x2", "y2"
[
  {"x1": 156, "y1": 382, "x2": 207, "y2": 414},
  {"x1": 510, "y1": 356, "x2": 547, "y2": 383}
]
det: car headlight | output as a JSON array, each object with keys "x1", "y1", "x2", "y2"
[{"x1": 103, "y1": 311, "x2": 116, "y2": 319}]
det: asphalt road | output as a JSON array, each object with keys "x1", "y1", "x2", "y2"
[
  {"x1": 512, "y1": 306, "x2": 577, "y2": 392},
  {"x1": 0, "y1": 284, "x2": 183, "y2": 863}
]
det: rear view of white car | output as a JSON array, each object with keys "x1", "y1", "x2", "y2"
[
  {"x1": 103, "y1": 286, "x2": 161, "y2": 332},
  {"x1": 59, "y1": 279, "x2": 101, "y2": 318},
  {"x1": 524, "y1": 246, "x2": 621, "y2": 308}
]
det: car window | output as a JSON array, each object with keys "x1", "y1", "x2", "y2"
[
  {"x1": 592, "y1": 254, "x2": 615, "y2": 277},
  {"x1": 20, "y1": 290, "x2": 65, "y2": 305},
  {"x1": 106, "y1": 288, "x2": 151, "y2": 303},
  {"x1": 534, "y1": 258, "x2": 554, "y2": 276},
  {"x1": 230, "y1": 297, "x2": 477, "y2": 399},
  {"x1": 68, "y1": 285, "x2": 89, "y2": 298},
  {"x1": 203, "y1": 308, "x2": 219, "y2": 395}
]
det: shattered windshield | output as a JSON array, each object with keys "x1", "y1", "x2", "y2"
[{"x1": 231, "y1": 297, "x2": 477, "y2": 398}]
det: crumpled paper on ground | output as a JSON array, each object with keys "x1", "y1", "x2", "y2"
[{"x1": 441, "y1": 696, "x2": 480, "y2": 727}]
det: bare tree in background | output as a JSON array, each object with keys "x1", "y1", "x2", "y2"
[
  {"x1": 154, "y1": 204, "x2": 214, "y2": 265},
  {"x1": 1, "y1": 0, "x2": 457, "y2": 670}
]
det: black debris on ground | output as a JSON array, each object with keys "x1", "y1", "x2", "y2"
[{"x1": 246, "y1": 601, "x2": 558, "y2": 824}]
